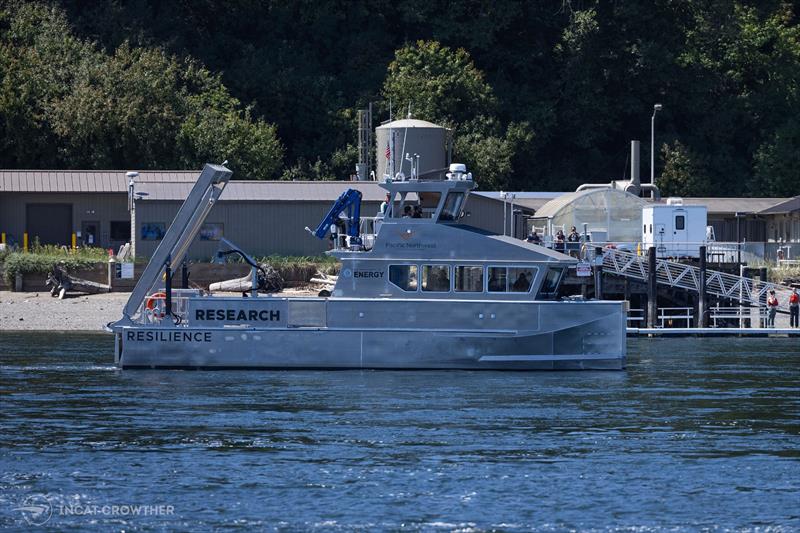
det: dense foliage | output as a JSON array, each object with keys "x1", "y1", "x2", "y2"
[
  {"x1": 1, "y1": 1, "x2": 799, "y2": 196},
  {"x1": 0, "y1": 245, "x2": 108, "y2": 284}
]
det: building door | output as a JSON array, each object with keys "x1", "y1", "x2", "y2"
[
  {"x1": 81, "y1": 221, "x2": 99, "y2": 247},
  {"x1": 26, "y1": 204, "x2": 72, "y2": 246},
  {"x1": 673, "y1": 210, "x2": 688, "y2": 238}
]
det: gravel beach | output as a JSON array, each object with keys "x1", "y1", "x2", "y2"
[
  {"x1": 0, "y1": 288, "x2": 322, "y2": 332},
  {"x1": 0, "y1": 291, "x2": 127, "y2": 332}
]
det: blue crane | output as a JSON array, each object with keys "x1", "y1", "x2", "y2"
[{"x1": 305, "y1": 189, "x2": 363, "y2": 248}]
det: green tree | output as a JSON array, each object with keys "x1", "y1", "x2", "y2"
[
  {"x1": 383, "y1": 40, "x2": 496, "y2": 127},
  {"x1": 657, "y1": 141, "x2": 711, "y2": 197},
  {"x1": 0, "y1": 2, "x2": 283, "y2": 177},
  {"x1": 753, "y1": 120, "x2": 800, "y2": 197},
  {"x1": 382, "y1": 40, "x2": 533, "y2": 189}
]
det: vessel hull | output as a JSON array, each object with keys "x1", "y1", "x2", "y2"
[{"x1": 114, "y1": 299, "x2": 626, "y2": 370}]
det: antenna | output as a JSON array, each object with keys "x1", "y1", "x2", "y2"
[{"x1": 407, "y1": 102, "x2": 412, "y2": 119}]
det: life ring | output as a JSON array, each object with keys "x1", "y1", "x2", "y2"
[{"x1": 145, "y1": 292, "x2": 167, "y2": 319}]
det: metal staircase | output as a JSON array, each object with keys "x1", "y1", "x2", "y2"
[{"x1": 602, "y1": 249, "x2": 794, "y2": 312}]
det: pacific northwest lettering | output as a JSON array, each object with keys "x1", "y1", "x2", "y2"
[{"x1": 195, "y1": 309, "x2": 281, "y2": 321}]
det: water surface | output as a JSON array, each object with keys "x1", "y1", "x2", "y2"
[{"x1": 1, "y1": 333, "x2": 798, "y2": 531}]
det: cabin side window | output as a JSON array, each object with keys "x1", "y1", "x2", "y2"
[
  {"x1": 537, "y1": 267, "x2": 563, "y2": 299},
  {"x1": 421, "y1": 265, "x2": 451, "y2": 292},
  {"x1": 487, "y1": 266, "x2": 536, "y2": 293},
  {"x1": 675, "y1": 215, "x2": 685, "y2": 230},
  {"x1": 454, "y1": 266, "x2": 483, "y2": 292},
  {"x1": 438, "y1": 193, "x2": 464, "y2": 221},
  {"x1": 389, "y1": 265, "x2": 418, "y2": 291}
]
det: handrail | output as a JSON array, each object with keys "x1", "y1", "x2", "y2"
[{"x1": 602, "y1": 249, "x2": 796, "y2": 313}]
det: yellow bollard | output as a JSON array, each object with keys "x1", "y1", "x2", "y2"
[
  {"x1": 23, "y1": 232, "x2": 28, "y2": 252},
  {"x1": 1, "y1": 232, "x2": 5, "y2": 244},
  {"x1": 72, "y1": 232, "x2": 77, "y2": 250}
]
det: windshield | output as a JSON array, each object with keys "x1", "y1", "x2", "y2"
[{"x1": 439, "y1": 193, "x2": 464, "y2": 221}]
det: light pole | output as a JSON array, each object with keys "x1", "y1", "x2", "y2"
[{"x1": 651, "y1": 103, "x2": 662, "y2": 197}]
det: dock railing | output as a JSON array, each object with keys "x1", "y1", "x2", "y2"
[
  {"x1": 709, "y1": 305, "x2": 768, "y2": 328},
  {"x1": 657, "y1": 307, "x2": 694, "y2": 328}
]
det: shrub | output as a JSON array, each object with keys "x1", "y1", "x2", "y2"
[{"x1": 1, "y1": 247, "x2": 108, "y2": 285}]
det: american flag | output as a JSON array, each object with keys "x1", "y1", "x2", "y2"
[{"x1": 385, "y1": 142, "x2": 391, "y2": 159}]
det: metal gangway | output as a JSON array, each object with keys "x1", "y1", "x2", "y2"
[{"x1": 602, "y1": 249, "x2": 795, "y2": 313}]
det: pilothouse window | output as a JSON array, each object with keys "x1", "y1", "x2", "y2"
[
  {"x1": 439, "y1": 193, "x2": 464, "y2": 221},
  {"x1": 488, "y1": 266, "x2": 536, "y2": 293},
  {"x1": 422, "y1": 265, "x2": 450, "y2": 292},
  {"x1": 389, "y1": 265, "x2": 418, "y2": 291},
  {"x1": 537, "y1": 268, "x2": 563, "y2": 299},
  {"x1": 455, "y1": 266, "x2": 483, "y2": 292}
]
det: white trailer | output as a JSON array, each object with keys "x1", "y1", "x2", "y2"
[{"x1": 642, "y1": 199, "x2": 707, "y2": 258}]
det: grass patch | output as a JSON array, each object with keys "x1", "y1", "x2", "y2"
[{"x1": 770, "y1": 265, "x2": 800, "y2": 284}]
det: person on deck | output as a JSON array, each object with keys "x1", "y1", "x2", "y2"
[
  {"x1": 402, "y1": 205, "x2": 412, "y2": 218},
  {"x1": 554, "y1": 230, "x2": 566, "y2": 252},
  {"x1": 526, "y1": 231, "x2": 541, "y2": 245},
  {"x1": 567, "y1": 226, "x2": 580, "y2": 242},
  {"x1": 766, "y1": 290, "x2": 779, "y2": 328},
  {"x1": 789, "y1": 288, "x2": 799, "y2": 328}
]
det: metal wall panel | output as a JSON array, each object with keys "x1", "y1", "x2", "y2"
[{"x1": 0, "y1": 192, "x2": 129, "y2": 248}]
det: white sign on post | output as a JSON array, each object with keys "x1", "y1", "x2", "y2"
[
  {"x1": 576, "y1": 262, "x2": 592, "y2": 277},
  {"x1": 116, "y1": 262, "x2": 134, "y2": 279}
]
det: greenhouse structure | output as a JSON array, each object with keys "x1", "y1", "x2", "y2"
[{"x1": 530, "y1": 188, "x2": 646, "y2": 244}]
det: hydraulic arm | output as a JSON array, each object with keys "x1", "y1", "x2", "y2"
[{"x1": 306, "y1": 189, "x2": 363, "y2": 247}]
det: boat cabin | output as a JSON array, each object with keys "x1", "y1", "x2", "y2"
[{"x1": 327, "y1": 164, "x2": 575, "y2": 301}]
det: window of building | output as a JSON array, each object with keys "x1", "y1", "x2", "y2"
[
  {"x1": 199, "y1": 223, "x2": 223, "y2": 241},
  {"x1": 675, "y1": 215, "x2": 685, "y2": 230},
  {"x1": 141, "y1": 222, "x2": 165, "y2": 241},
  {"x1": 537, "y1": 267, "x2": 563, "y2": 299},
  {"x1": 389, "y1": 265, "x2": 418, "y2": 291},
  {"x1": 110, "y1": 221, "x2": 131, "y2": 241},
  {"x1": 488, "y1": 266, "x2": 536, "y2": 293},
  {"x1": 454, "y1": 266, "x2": 483, "y2": 292},
  {"x1": 422, "y1": 265, "x2": 450, "y2": 292}
]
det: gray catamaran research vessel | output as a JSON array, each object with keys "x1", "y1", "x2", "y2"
[{"x1": 109, "y1": 163, "x2": 626, "y2": 369}]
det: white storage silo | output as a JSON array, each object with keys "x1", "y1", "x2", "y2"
[{"x1": 375, "y1": 119, "x2": 450, "y2": 179}]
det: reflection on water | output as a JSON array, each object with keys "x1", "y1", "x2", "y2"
[{"x1": 1, "y1": 333, "x2": 798, "y2": 530}]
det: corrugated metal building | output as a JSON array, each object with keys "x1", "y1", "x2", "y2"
[
  {"x1": 0, "y1": 170, "x2": 198, "y2": 249},
  {"x1": 2, "y1": 169, "x2": 797, "y2": 260},
  {"x1": 133, "y1": 181, "x2": 385, "y2": 258}
]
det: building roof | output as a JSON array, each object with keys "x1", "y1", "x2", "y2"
[
  {"x1": 472, "y1": 191, "x2": 567, "y2": 212},
  {"x1": 0, "y1": 170, "x2": 386, "y2": 201},
  {"x1": 1, "y1": 169, "x2": 795, "y2": 213},
  {"x1": 753, "y1": 195, "x2": 800, "y2": 215},
  {"x1": 0, "y1": 170, "x2": 199, "y2": 193},
  {"x1": 376, "y1": 118, "x2": 444, "y2": 129},
  {"x1": 533, "y1": 188, "x2": 646, "y2": 219},
  {"x1": 135, "y1": 180, "x2": 386, "y2": 202},
  {"x1": 674, "y1": 197, "x2": 786, "y2": 214}
]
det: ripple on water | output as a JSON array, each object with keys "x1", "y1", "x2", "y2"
[{"x1": 0, "y1": 333, "x2": 799, "y2": 530}]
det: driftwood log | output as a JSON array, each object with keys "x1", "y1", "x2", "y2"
[
  {"x1": 45, "y1": 262, "x2": 111, "y2": 299},
  {"x1": 209, "y1": 263, "x2": 284, "y2": 294}
]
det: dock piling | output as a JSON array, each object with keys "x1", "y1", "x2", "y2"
[
  {"x1": 647, "y1": 246, "x2": 657, "y2": 328},
  {"x1": 699, "y1": 245, "x2": 707, "y2": 327}
]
